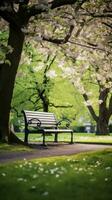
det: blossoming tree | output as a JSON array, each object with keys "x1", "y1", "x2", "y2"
[
  {"x1": 60, "y1": 1, "x2": 112, "y2": 134},
  {"x1": 0, "y1": 0, "x2": 86, "y2": 143}
]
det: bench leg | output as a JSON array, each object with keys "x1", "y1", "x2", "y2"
[
  {"x1": 54, "y1": 133, "x2": 58, "y2": 143},
  {"x1": 70, "y1": 132, "x2": 74, "y2": 144},
  {"x1": 42, "y1": 133, "x2": 46, "y2": 146},
  {"x1": 24, "y1": 131, "x2": 28, "y2": 143}
]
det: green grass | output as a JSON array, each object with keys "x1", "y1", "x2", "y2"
[
  {"x1": 1, "y1": 133, "x2": 112, "y2": 153},
  {"x1": 0, "y1": 149, "x2": 112, "y2": 200},
  {"x1": 75, "y1": 133, "x2": 112, "y2": 144},
  {"x1": 0, "y1": 142, "x2": 32, "y2": 153},
  {"x1": 17, "y1": 132, "x2": 112, "y2": 144}
]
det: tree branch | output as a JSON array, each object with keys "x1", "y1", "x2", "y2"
[
  {"x1": 102, "y1": 22, "x2": 112, "y2": 29},
  {"x1": 42, "y1": 24, "x2": 74, "y2": 44},
  {"x1": 108, "y1": 94, "x2": 112, "y2": 117},
  {"x1": 82, "y1": 93, "x2": 98, "y2": 122},
  {"x1": 0, "y1": 1, "x2": 29, "y2": 27},
  {"x1": 11, "y1": 106, "x2": 20, "y2": 117},
  {"x1": 50, "y1": 102, "x2": 73, "y2": 108},
  {"x1": 50, "y1": 0, "x2": 87, "y2": 10},
  {"x1": 27, "y1": 0, "x2": 87, "y2": 18},
  {"x1": 68, "y1": 40, "x2": 108, "y2": 53}
]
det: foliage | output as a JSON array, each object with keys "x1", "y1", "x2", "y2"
[
  {"x1": 0, "y1": 30, "x2": 9, "y2": 63},
  {"x1": 52, "y1": 0, "x2": 112, "y2": 134},
  {"x1": 11, "y1": 41, "x2": 90, "y2": 127}
]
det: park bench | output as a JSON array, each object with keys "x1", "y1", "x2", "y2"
[{"x1": 22, "y1": 110, "x2": 74, "y2": 146}]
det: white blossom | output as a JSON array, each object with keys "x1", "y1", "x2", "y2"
[
  {"x1": 98, "y1": 100, "x2": 103, "y2": 104},
  {"x1": 21, "y1": 27, "x2": 28, "y2": 33},
  {"x1": 84, "y1": 100, "x2": 92, "y2": 106},
  {"x1": 33, "y1": 63, "x2": 44, "y2": 72},
  {"x1": 46, "y1": 70, "x2": 57, "y2": 78},
  {"x1": 58, "y1": 60, "x2": 65, "y2": 69}
]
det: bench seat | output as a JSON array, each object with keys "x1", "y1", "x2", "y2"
[
  {"x1": 43, "y1": 129, "x2": 73, "y2": 133},
  {"x1": 22, "y1": 110, "x2": 74, "y2": 145}
]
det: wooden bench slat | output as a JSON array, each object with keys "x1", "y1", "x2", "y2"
[
  {"x1": 25, "y1": 111, "x2": 55, "y2": 116},
  {"x1": 43, "y1": 129, "x2": 73, "y2": 132},
  {"x1": 33, "y1": 115, "x2": 55, "y2": 118},
  {"x1": 29, "y1": 123, "x2": 56, "y2": 128},
  {"x1": 27, "y1": 117, "x2": 56, "y2": 121}
]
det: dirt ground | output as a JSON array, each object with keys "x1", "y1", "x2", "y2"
[{"x1": 0, "y1": 142, "x2": 112, "y2": 164}]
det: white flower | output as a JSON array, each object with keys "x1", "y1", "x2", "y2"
[
  {"x1": 89, "y1": 172, "x2": 93, "y2": 175},
  {"x1": 31, "y1": 185, "x2": 36, "y2": 190},
  {"x1": 42, "y1": 191, "x2": 49, "y2": 196},
  {"x1": 79, "y1": 168, "x2": 83, "y2": 171},
  {"x1": 32, "y1": 174, "x2": 38, "y2": 179},
  {"x1": 39, "y1": 167, "x2": 44, "y2": 172},
  {"x1": 56, "y1": 174, "x2": 60, "y2": 178},
  {"x1": 2, "y1": 173, "x2": 6, "y2": 177},
  {"x1": 50, "y1": 169, "x2": 55, "y2": 174},
  {"x1": 67, "y1": 158, "x2": 71, "y2": 162},
  {"x1": 39, "y1": 163, "x2": 42, "y2": 166}
]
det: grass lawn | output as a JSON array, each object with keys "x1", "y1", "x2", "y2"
[
  {"x1": 17, "y1": 132, "x2": 112, "y2": 145},
  {"x1": 0, "y1": 133, "x2": 112, "y2": 153},
  {"x1": 0, "y1": 149, "x2": 112, "y2": 200},
  {"x1": 0, "y1": 142, "x2": 32, "y2": 153}
]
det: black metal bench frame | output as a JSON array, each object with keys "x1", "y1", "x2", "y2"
[{"x1": 22, "y1": 110, "x2": 74, "y2": 146}]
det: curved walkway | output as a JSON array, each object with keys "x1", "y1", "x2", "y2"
[{"x1": 0, "y1": 143, "x2": 112, "y2": 163}]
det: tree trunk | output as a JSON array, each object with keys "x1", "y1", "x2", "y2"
[
  {"x1": 96, "y1": 117, "x2": 109, "y2": 135},
  {"x1": 0, "y1": 24, "x2": 25, "y2": 143},
  {"x1": 43, "y1": 97, "x2": 49, "y2": 112},
  {"x1": 96, "y1": 95, "x2": 109, "y2": 135}
]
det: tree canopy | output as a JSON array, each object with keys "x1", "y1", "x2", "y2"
[{"x1": 0, "y1": 0, "x2": 112, "y2": 143}]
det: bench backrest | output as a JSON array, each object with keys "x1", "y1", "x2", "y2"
[{"x1": 22, "y1": 110, "x2": 57, "y2": 129}]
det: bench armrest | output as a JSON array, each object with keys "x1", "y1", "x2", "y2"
[
  {"x1": 57, "y1": 118, "x2": 71, "y2": 128},
  {"x1": 28, "y1": 118, "x2": 41, "y2": 128}
]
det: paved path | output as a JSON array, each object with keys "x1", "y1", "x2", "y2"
[{"x1": 0, "y1": 143, "x2": 112, "y2": 163}]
